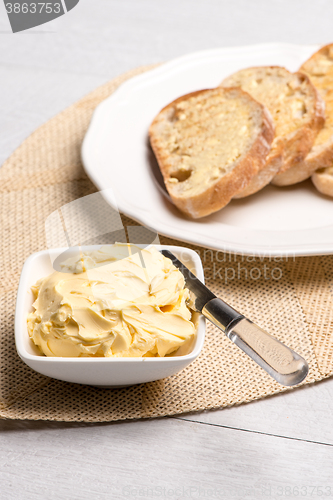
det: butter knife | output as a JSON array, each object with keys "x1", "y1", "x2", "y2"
[{"x1": 162, "y1": 249, "x2": 308, "y2": 387}]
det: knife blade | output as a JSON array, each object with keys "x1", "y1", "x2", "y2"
[{"x1": 161, "y1": 249, "x2": 309, "y2": 387}]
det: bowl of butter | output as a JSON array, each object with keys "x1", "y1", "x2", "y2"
[{"x1": 15, "y1": 243, "x2": 205, "y2": 387}]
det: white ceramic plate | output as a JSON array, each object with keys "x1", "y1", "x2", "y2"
[
  {"x1": 82, "y1": 43, "x2": 333, "y2": 257},
  {"x1": 15, "y1": 245, "x2": 205, "y2": 387}
]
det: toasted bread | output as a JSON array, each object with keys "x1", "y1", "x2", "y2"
[
  {"x1": 221, "y1": 67, "x2": 325, "y2": 195},
  {"x1": 274, "y1": 44, "x2": 333, "y2": 186},
  {"x1": 149, "y1": 87, "x2": 274, "y2": 218},
  {"x1": 312, "y1": 165, "x2": 333, "y2": 197}
]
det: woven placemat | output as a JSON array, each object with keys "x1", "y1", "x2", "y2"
[{"x1": 0, "y1": 65, "x2": 333, "y2": 422}]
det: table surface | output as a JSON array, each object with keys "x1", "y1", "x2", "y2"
[{"x1": 1, "y1": 1, "x2": 333, "y2": 498}]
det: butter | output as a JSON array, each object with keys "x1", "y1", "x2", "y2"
[{"x1": 27, "y1": 244, "x2": 196, "y2": 358}]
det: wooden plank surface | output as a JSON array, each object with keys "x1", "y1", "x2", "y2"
[
  {"x1": 178, "y1": 377, "x2": 333, "y2": 446},
  {"x1": 1, "y1": 417, "x2": 333, "y2": 499}
]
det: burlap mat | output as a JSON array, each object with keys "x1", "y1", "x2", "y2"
[{"x1": 0, "y1": 65, "x2": 332, "y2": 422}]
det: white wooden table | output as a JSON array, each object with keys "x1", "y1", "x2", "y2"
[{"x1": 1, "y1": 1, "x2": 333, "y2": 498}]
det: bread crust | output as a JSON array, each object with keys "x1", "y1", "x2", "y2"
[
  {"x1": 233, "y1": 151, "x2": 282, "y2": 198},
  {"x1": 149, "y1": 88, "x2": 274, "y2": 218},
  {"x1": 271, "y1": 142, "x2": 332, "y2": 186},
  {"x1": 312, "y1": 168, "x2": 333, "y2": 197}
]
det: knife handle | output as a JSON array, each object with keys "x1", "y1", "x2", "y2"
[{"x1": 202, "y1": 298, "x2": 308, "y2": 386}]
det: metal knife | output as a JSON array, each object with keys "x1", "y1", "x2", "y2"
[{"x1": 162, "y1": 249, "x2": 309, "y2": 387}]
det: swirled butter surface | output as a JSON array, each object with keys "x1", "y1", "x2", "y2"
[{"x1": 27, "y1": 244, "x2": 196, "y2": 357}]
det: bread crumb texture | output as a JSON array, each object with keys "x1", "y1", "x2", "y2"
[{"x1": 222, "y1": 67, "x2": 319, "y2": 160}]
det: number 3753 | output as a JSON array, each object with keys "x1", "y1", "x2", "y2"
[{"x1": 5, "y1": 3, "x2": 61, "y2": 14}]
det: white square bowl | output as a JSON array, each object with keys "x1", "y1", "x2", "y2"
[{"x1": 15, "y1": 245, "x2": 205, "y2": 387}]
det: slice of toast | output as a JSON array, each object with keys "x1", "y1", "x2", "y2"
[
  {"x1": 221, "y1": 67, "x2": 325, "y2": 196},
  {"x1": 312, "y1": 166, "x2": 333, "y2": 197},
  {"x1": 274, "y1": 44, "x2": 333, "y2": 186},
  {"x1": 149, "y1": 87, "x2": 274, "y2": 218}
]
